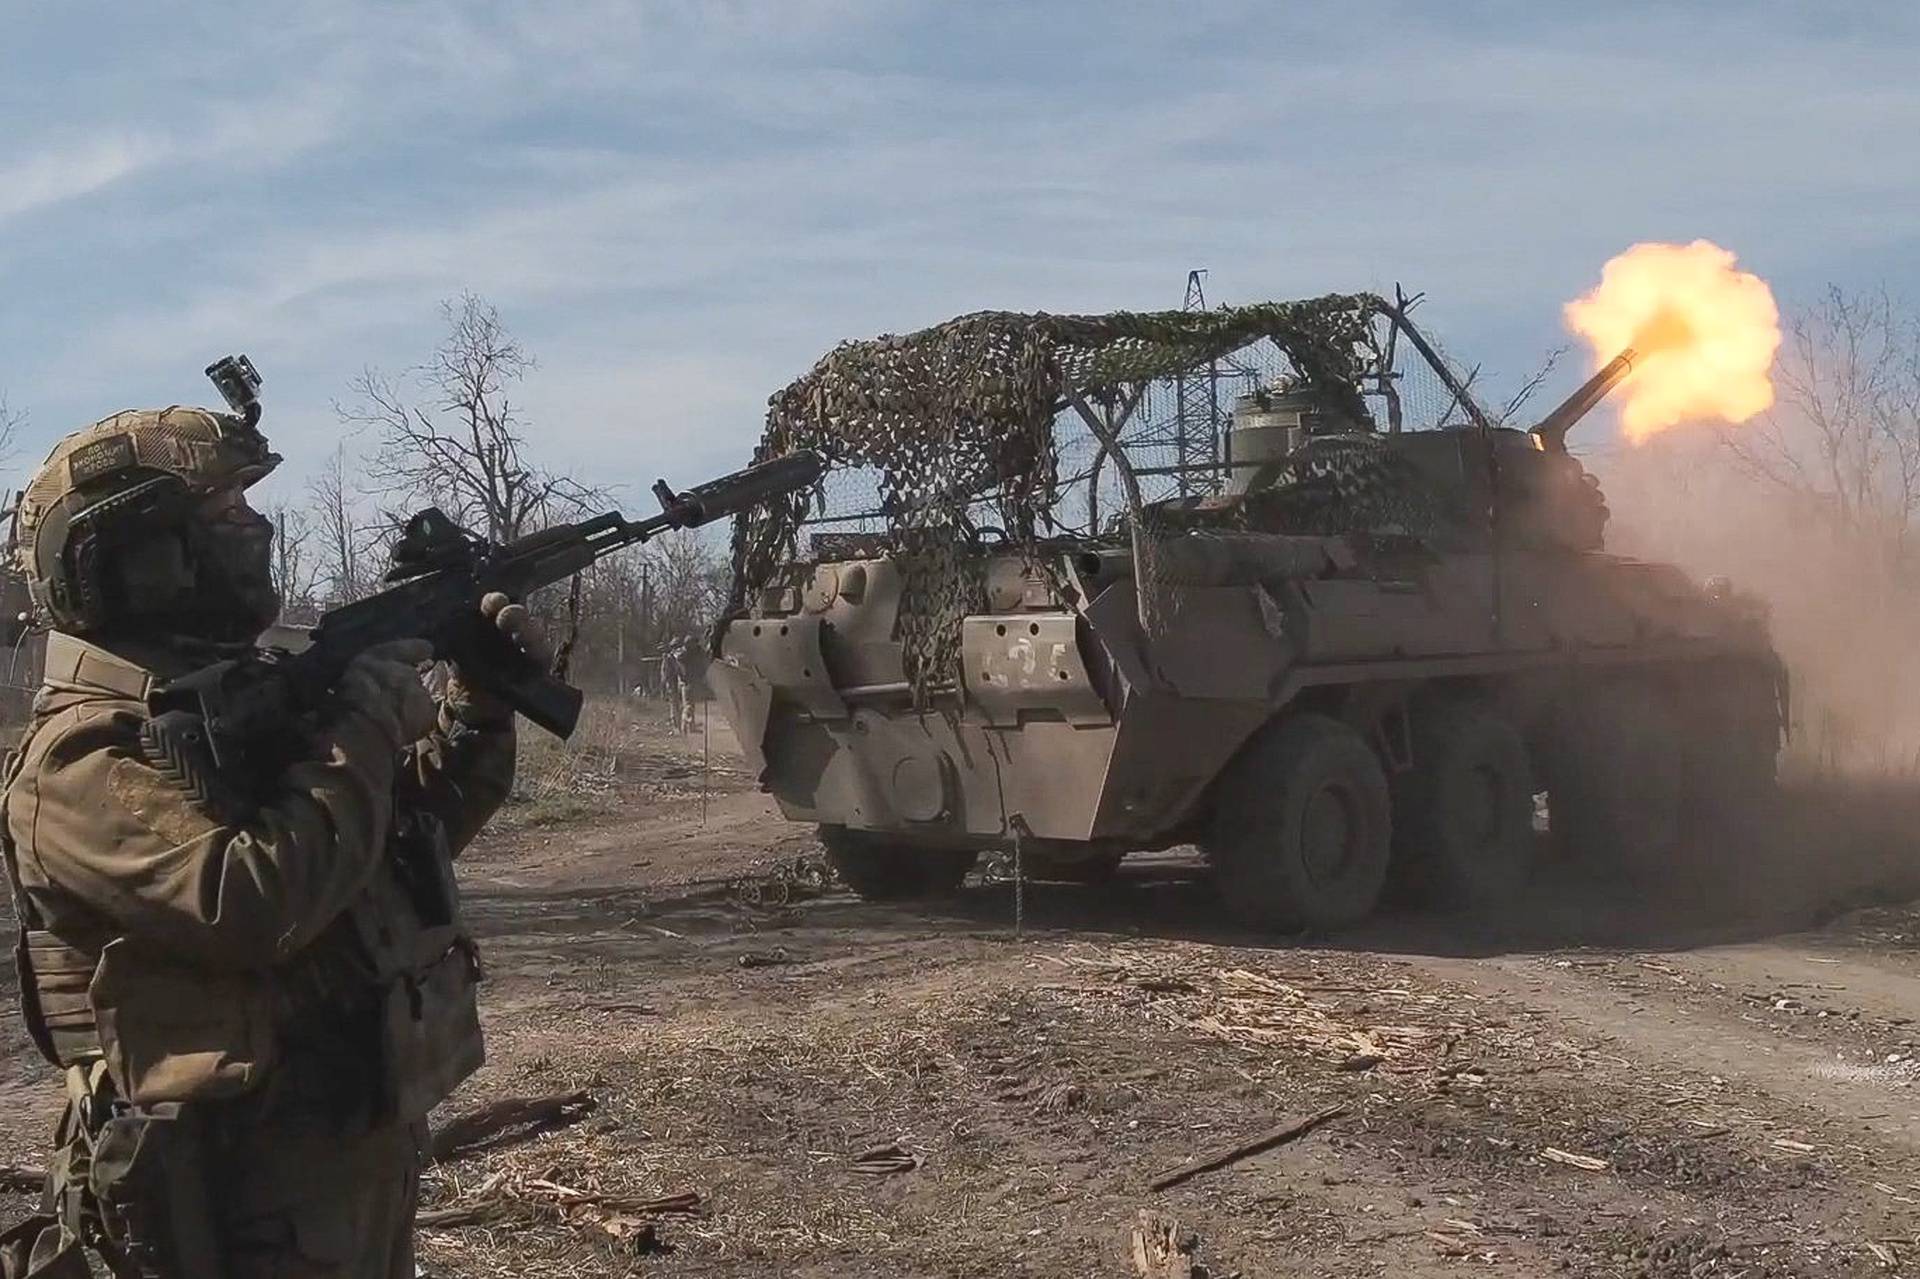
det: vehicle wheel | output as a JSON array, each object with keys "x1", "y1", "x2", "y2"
[
  {"x1": 1021, "y1": 851, "x2": 1124, "y2": 885},
  {"x1": 1675, "y1": 661, "x2": 1782, "y2": 883},
  {"x1": 819, "y1": 826, "x2": 976, "y2": 901},
  {"x1": 1548, "y1": 681, "x2": 1682, "y2": 875},
  {"x1": 1393, "y1": 700, "x2": 1537, "y2": 910},
  {"x1": 1685, "y1": 731, "x2": 1779, "y2": 833},
  {"x1": 1682, "y1": 661, "x2": 1782, "y2": 833},
  {"x1": 1204, "y1": 714, "x2": 1392, "y2": 932}
]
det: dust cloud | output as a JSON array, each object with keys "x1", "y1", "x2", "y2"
[
  {"x1": 1598, "y1": 431, "x2": 1920, "y2": 773},
  {"x1": 1591, "y1": 428, "x2": 1920, "y2": 922}
]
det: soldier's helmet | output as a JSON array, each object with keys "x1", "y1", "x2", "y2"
[{"x1": 11, "y1": 407, "x2": 281, "y2": 637}]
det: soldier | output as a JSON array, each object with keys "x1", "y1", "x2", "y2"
[
  {"x1": 0, "y1": 404, "x2": 546, "y2": 1277},
  {"x1": 675, "y1": 634, "x2": 704, "y2": 734},
  {"x1": 660, "y1": 638, "x2": 689, "y2": 734}
]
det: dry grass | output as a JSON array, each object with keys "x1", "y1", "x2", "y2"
[
  {"x1": 513, "y1": 696, "x2": 653, "y2": 803},
  {"x1": 417, "y1": 980, "x2": 1038, "y2": 1275},
  {"x1": 1049, "y1": 948, "x2": 1486, "y2": 1073},
  {"x1": 413, "y1": 937, "x2": 1552, "y2": 1276},
  {"x1": 496, "y1": 695, "x2": 745, "y2": 832}
]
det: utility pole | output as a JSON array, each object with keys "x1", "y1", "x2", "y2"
[
  {"x1": 1170, "y1": 269, "x2": 1220, "y2": 498},
  {"x1": 638, "y1": 561, "x2": 653, "y2": 695},
  {"x1": 1138, "y1": 269, "x2": 1257, "y2": 499}
]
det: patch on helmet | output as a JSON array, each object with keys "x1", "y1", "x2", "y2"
[{"x1": 67, "y1": 435, "x2": 137, "y2": 488}]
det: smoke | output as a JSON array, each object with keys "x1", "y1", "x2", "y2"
[
  {"x1": 1564, "y1": 240, "x2": 1782, "y2": 442},
  {"x1": 1572, "y1": 277, "x2": 1920, "y2": 931},
  {"x1": 1599, "y1": 431, "x2": 1920, "y2": 774}
]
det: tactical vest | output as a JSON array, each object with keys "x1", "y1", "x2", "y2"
[{"x1": 1, "y1": 633, "x2": 484, "y2": 1124}]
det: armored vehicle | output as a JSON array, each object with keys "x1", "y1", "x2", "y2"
[{"x1": 711, "y1": 294, "x2": 1784, "y2": 930}]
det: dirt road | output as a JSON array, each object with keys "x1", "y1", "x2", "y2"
[{"x1": 2, "y1": 712, "x2": 1916, "y2": 1277}]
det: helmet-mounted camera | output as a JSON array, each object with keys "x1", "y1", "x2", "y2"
[{"x1": 205, "y1": 354, "x2": 263, "y2": 428}]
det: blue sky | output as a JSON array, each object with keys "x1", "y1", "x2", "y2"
[{"x1": 2, "y1": 0, "x2": 1916, "y2": 510}]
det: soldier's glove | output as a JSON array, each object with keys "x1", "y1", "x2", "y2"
[
  {"x1": 444, "y1": 592, "x2": 554, "y2": 728},
  {"x1": 338, "y1": 638, "x2": 438, "y2": 749}
]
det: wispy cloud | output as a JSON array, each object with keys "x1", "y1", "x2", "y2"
[
  {"x1": 0, "y1": 134, "x2": 161, "y2": 221},
  {"x1": 0, "y1": 86, "x2": 346, "y2": 226}
]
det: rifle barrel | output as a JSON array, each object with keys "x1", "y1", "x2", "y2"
[
  {"x1": 676, "y1": 450, "x2": 824, "y2": 524},
  {"x1": 590, "y1": 449, "x2": 827, "y2": 554}
]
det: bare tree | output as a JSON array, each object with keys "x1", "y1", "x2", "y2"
[
  {"x1": 1498, "y1": 343, "x2": 1572, "y2": 425},
  {"x1": 267, "y1": 502, "x2": 318, "y2": 621},
  {"x1": 542, "y1": 531, "x2": 730, "y2": 695},
  {"x1": 1722, "y1": 287, "x2": 1920, "y2": 559},
  {"x1": 343, "y1": 293, "x2": 593, "y2": 543},
  {"x1": 0, "y1": 394, "x2": 25, "y2": 485},
  {"x1": 645, "y1": 529, "x2": 729, "y2": 642},
  {"x1": 308, "y1": 445, "x2": 375, "y2": 607}
]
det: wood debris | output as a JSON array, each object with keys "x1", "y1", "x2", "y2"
[
  {"x1": 738, "y1": 947, "x2": 796, "y2": 968},
  {"x1": 1130, "y1": 1209, "x2": 1200, "y2": 1279},
  {"x1": 1150, "y1": 1105, "x2": 1347, "y2": 1191},
  {"x1": 0, "y1": 1165, "x2": 45, "y2": 1193},
  {"x1": 1541, "y1": 1147, "x2": 1609, "y2": 1172},
  {"x1": 429, "y1": 1090, "x2": 597, "y2": 1163},
  {"x1": 418, "y1": 1171, "x2": 701, "y2": 1249},
  {"x1": 1060, "y1": 951, "x2": 1483, "y2": 1077},
  {"x1": 1135, "y1": 977, "x2": 1200, "y2": 995},
  {"x1": 851, "y1": 1142, "x2": 920, "y2": 1175}
]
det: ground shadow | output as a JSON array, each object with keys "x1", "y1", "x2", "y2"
[
  {"x1": 923, "y1": 777, "x2": 1920, "y2": 957},
  {"x1": 459, "y1": 776, "x2": 1920, "y2": 961}
]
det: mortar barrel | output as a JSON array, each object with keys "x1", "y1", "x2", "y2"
[{"x1": 1530, "y1": 347, "x2": 1639, "y2": 453}]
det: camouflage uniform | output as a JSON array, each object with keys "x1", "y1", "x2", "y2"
[
  {"x1": 0, "y1": 409, "x2": 521, "y2": 1278},
  {"x1": 661, "y1": 642, "x2": 690, "y2": 734}
]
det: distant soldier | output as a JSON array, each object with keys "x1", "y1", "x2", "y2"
[
  {"x1": 660, "y1": 637, "x2": 693, "y2": 734},
  {"x1": 0, "y1": 402, "x2": 546, "y2": 1277}
]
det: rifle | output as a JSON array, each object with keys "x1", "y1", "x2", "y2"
[{"x1": 143, "y1": 449, "x2": 823, "y2": 775}]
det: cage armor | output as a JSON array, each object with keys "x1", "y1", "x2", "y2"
[{"x1": 3, "y1": 630, "x2": 507, "y2": 1122}]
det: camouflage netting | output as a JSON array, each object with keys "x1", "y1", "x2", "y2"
[
  {"x1": 728, "y1": 295, "x2": 1386, "y2": 700},
  {"x1": 1197, "y1": 435, "x2": 1462, "y2": 543}
]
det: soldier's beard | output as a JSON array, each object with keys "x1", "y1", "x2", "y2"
[{"x1": 180, "y1": 515, "x2": 281, "y2": 643}]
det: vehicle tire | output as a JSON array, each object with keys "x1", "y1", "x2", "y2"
[
  {"x1": 1204, "y1": 713, "x2": 1392, "y2": 932},
  {"x1": 1685, "y1": 730, "x2": 1779, "y2": 836},
  {"x1": 820, "y1": 826, "x2": 977, "y2": 901},
  {"x1": 1682, "y1": 660, "x2": 1783, "y2": 834},
  {"x1": 1675, "y1": 660, "x2": 1783, "y2": 883},
  {"x1": 1393, "y1": 700, "x2": 1537, "y2": 910},
  {"x1": 1022, "y1": 851, "x2": 1125, "y2": 885},
  {"x1": 1547, "y1": 680, "x2": 1683, "y2": 875}
]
